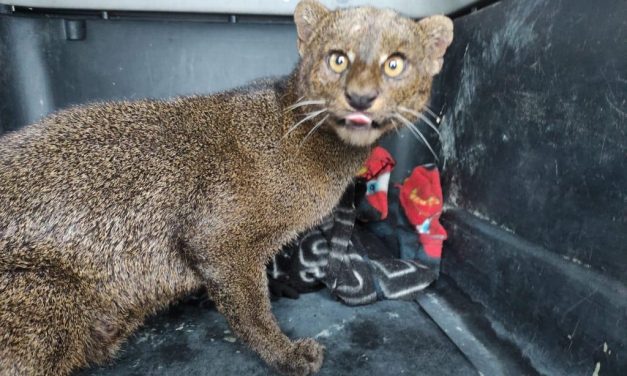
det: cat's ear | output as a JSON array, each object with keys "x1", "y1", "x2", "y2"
[
  {"x1": 294, "y1": 0, "x2": 330, "y2": 56},
  {"x1": 417, "y1": 15, "x2": 454, "y2": 76}
]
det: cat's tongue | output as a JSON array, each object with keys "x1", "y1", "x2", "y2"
[{"x1": 345, "y1": 113, "x2": 372, "y2": 127}]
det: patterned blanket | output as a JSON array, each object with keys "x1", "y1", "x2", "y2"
[{"x1": 268, "y1": 147, "x2": 446, "y2": 305}]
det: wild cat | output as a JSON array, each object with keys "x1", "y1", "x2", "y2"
[{"x1": 0, "y1": 1, "x2": 452, "y2": 375}]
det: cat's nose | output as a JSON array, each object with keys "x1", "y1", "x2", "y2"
[{"x1": 345, "y1": 91, "x2": 378, "y2": 111}]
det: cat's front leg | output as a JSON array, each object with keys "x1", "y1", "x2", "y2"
[{"x1": 205, "y1": 262, "x2": 324, "y2": 376}]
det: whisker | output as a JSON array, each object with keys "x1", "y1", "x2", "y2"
[
  {"x1": 406, "y1": 124, "x2": 439, "y2": 161},
  {"x1": 282, "y1": 109, "x2": 327, "y2": 139},
  {"x1": 285, "y1": 99, "x2": 326, "y2": 112},
  {"x1": 398, "y1": 106, "x2": 441, "y2": 137},
  {"x1": 393, "y1": 113, "x2": 439, "y2": 161},
  {"x1": 423, "y1": 106, "x2": 442, "y2": 124},
  {"x1": 299, "y1": 114, "x2": 330, "y2": 148},
  {"x1": 390, "y1": 118, "x2": 401, "y2": 136}
]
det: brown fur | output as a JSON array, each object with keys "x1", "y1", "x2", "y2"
[{"x1": 0, "y1": 1, "x2": 452, "y2": 375}]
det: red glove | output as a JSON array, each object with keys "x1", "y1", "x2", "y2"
[{"x1": 399, "y1": 166, "x2": 447, "y2": 258}]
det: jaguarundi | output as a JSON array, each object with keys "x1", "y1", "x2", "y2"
[{"x1": 0, "y1": 1, "x2": 453, "y2": 374}]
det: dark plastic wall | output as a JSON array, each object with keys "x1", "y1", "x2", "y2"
[
  {"x1": 431, "y1": 0, "x2": 626, "y2": 374},
  {"x1": 0, "y1": 11, "x2": 299, "y2": 133}
]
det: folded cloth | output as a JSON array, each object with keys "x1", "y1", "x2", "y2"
[
  {"x1": 267, "y1": 182, "x2": 435, "y2": 305},
  {"x1": 267, "y1": 148, "x2": 445, "y2": 305}
]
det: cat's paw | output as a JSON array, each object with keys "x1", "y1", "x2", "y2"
[{"x1": 274, "y1": 338, "x2": 325, "y2": 376}]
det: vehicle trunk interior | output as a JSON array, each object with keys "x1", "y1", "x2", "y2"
[{"x1": 0, "y1": 0, "x2": 625, "y2": 375}]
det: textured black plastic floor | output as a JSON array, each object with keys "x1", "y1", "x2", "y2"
[{"x1": 79, "y1": 291, "x2": 476, "y2": 376}]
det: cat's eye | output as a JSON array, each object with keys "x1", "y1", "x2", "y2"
[
  {"x1": 383, "y1": 55, "x2": 405, "y2": 78},
  {"x1": 328, "y1": 52, "x2": 349, "y2": 74}
]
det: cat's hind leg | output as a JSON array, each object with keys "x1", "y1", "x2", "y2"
[{"x1": 0, "y1": 247, "x2": 110, "y2": 376}]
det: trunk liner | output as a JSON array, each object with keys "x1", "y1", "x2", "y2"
[{"x1": 79, "y1": 291, "x2": 476, "y2": 376}]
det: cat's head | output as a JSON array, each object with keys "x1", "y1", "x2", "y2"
[{"x1": 293, "y1": 0, "x2": 453, "y2": 147}]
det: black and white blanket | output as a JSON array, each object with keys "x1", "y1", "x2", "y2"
[{"x1": 268, "y1": 182, "x2": 436, "y2": 306}]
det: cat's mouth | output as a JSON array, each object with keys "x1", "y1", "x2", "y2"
[
  {"x1": 339, "y1": 112, "x2": 382, "y2": 130},
  {"x1": 332, "y1": 112, "x2": 385, "y2": 147}
]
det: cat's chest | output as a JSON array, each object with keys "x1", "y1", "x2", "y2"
[{"x1": 269, "y1": 155, "x2": 359, "y2": 232}]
